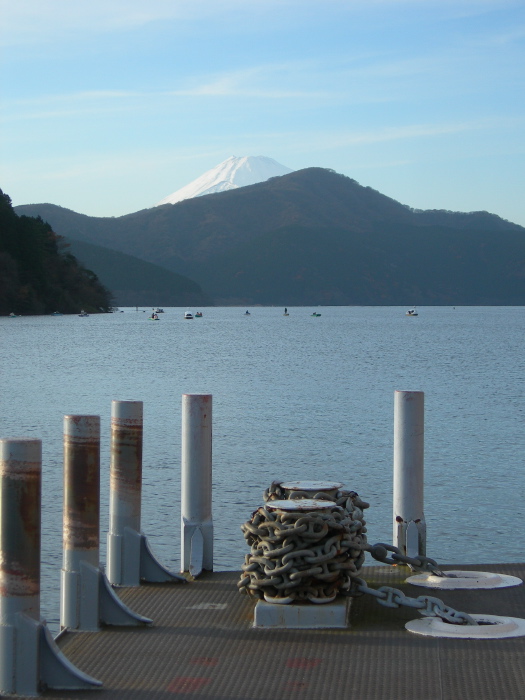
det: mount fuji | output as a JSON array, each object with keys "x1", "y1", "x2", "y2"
[{"x1": 155, "y1": 155, "x2": 293, "y2": 206}]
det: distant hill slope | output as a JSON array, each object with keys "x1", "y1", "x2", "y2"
[
  {"x1": 197, "y1": 222, "x2": 525, "y2": 306},
  {"x1": 64, "y1": 239, "x2": 211, "y2": 307},
  {"x1": 15, "y1": 168, "x2": 525, "y2": 305}
]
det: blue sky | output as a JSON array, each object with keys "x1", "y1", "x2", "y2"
[{"x1": 1, "y1": 0, "x2": 524, "y2": 225}]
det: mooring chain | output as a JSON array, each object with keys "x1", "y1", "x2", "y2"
[
  {"x1": 366, "y1": 542, "x2": 446, "y2": 576},
  {"x1": 353, "y1": 576, "x2": 478, "y2": 626},
  {"x1": 263, "y1": 481, "x2": 371, "y2": 515},
  {"x1": 263, "y1": 483, "x2": 443, "y2": 575},
  {"x1": 240, "y1": 480, "x2": 473, "y2": 624},
  {"x1": 238, "y1": 503, "x2": 368, "y2": 604}
]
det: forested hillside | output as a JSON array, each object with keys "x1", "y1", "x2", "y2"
[
  {"x1": 15, "y1": 169, "x2": 525, "y2": 306},
  {"x1": 0, "y1": 188, "x2": 112, "y2": 314},
  {"x1": 67, "y1": 238, "x2": 211, "y2": 306}
]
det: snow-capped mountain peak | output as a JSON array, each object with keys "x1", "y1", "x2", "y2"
[{"x1": 156, "y1": 156, "x2": 293, "y2": 206}]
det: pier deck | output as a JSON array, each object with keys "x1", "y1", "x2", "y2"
[{"x1": 43, "y1": 563, "x2": 524, "y2": 700}]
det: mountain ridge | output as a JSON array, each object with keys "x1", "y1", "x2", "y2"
[{"x1": 14, "y1": 167, "x2": 525, "y2": 305}]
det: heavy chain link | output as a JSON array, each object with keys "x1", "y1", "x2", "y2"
[
  {"x1": 264, "y1": 480, "x2": 370, "y2": 516},
  {"x1": 366, "y1": 542, "x2": 445, "y2": 576},
  {"x1": 264, "y1": 482, "x2": 442, "y2": 575},
  {"x1": 238, "y1": 501, "x2": 368, "y2": 604},
  {"x1": 240, "y1": 481, "x2": 475, "y2": 625},
  {"x1": 353, "y1": 576, "x2": 478, "y2": 625}
]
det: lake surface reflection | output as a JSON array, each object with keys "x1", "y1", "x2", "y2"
[{"x1": 1, "y1": 305, "x2": 524, "y2": 631}]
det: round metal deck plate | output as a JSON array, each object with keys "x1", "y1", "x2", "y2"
[
  {"x1": 406, "y1": 614, "x2": 525, "y2": 639},
  {"x1": 266, "y1": 499, "x2": 339, "y2": 511},
  {"x1": 407, "y1": 570, "x2": 523, "y2": 590},
  {"x1": 280, "y1": 481, "x2": 343, "y2": 491}
]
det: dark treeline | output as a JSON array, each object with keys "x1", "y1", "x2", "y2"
[{"x1": 0, "y1": 188, "x2": 112, "y2": 315}]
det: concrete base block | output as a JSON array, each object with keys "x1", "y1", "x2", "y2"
[{"x1": 254, "y1": 598, "x2": 351, "y2": 629}]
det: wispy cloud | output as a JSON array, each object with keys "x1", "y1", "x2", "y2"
[
  {"x1": 1, "y1": 0, "x2": 311, "y2": 45},
  {"x1": 4, "y1": 117, "x2": 513, "y2": 177},
  {"x1": 334, "y1": 121, "x2": 486, "y2": 146},
  {"x1": 2, "y1": 0, "x2": 518, "y2": 45},
  {"x1": 1, "y1": 1, "x2": 214, "y2": 43},
  {"x1": 257, "y1": 117, "x2": 520, "y2": 154},
  {"x1": 468, "y1": 23, "x2": 525, "y2": 47},
  {"x1": 0, "y1": 61, "x2": 354, "y2": 119},
  {"x1": 169, "y1": 64, "x2": 331, "y2": 98}
]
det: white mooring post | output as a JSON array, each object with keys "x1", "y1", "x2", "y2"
[
  {"x1": 181, "y1": 394, "x2": 213, "y2": 577},
  {"x1": 107, "y1": 400, "x2": 185, "y2": 586},
  {"x1": 60, "y1": 415, "x2": 152, "y2": 632},
  {"x1": 393, "y1": 390, "x2": 427, "y2": 558},
  {"x1": 0, "y1": 437, "x2": 101, "y2": 696}
]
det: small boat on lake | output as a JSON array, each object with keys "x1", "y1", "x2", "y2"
[
  {"x1": 195, "y1": 312, "x2": 203, "y2": 318},
  {"x1": 8, "y1": 312, "x2": 20, "y2": 317},
  {"x1": 284, "y1": 308, "x2": 289, "y2": 316},
  {"x1": 406, "y1": 308, "x2": 418, "y2": 316},
  {"x1": 149, "y1": 313, "x2": 159, "y2": 320},
  {"x1": 184, "y1": 311, "x2": 194, "y2": 319},
  {"x1": 245, "y1": 310, "x2": 251, "y2": 315},
  {"x1": 78, "y1": 310, "x2": 89, "y2": 317},
  {"x1": 311, "y1": 312, "x2": 321, "y2": 317}
]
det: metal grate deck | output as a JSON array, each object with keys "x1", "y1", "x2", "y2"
[{"x1": 36, "y1": 563, "x2": 525, "y2": 700}]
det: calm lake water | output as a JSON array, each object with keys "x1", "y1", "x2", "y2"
[{"x1": 1, "y1": 305, "x2": 524, "y2": 630}]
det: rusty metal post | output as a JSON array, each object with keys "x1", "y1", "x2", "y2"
[
  {"x1": 63, "y1": 415, "x2": 100, "y2": 575},
  {"x1": 0, "y1": 438, "x2": 41, "y2": 694},
  {"x1": 61, "y1": 415, "x2": 151, "y2": 631},
  {"x1": 0, "y1": 437, "x2": 100, "y2": 695},
  {"x1": 61, "y1": 415, "x2": 100, "y2": 631},
  {"x1": 0, "y1": 438, "x2": 41, "y2": 622},
  {"x1": 393, "y1": 390, "x2": 426, "y2": 558},
  {"x1": 181, "y1": 394, "x2": 213, "y2": 577},
  {"x1": 107, "y1": 400, "x2": 184, "y2": 586}
]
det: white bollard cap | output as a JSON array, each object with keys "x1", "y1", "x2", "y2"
[
  {"x1": 406, "y1": 614, "x2": 525, "y2": 639},
  {"x1": 267, "y1": 499, "x2": 340, "y2": 512},
  {"x1": 407, "y1": 570, "x2": 523, "y2": 590}
]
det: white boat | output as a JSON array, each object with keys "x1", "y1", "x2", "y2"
[
  {"x1": 78, "y1": 310, "x2": 89, "y2": 317},
  {"x1": 184, "y1": 311, "x2": 193, "y2": 319},
  {"x1": 406, "y1": 307, "x2": 418, "y2": 316}
]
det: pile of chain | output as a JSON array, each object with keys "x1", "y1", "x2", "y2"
[
  {"x1": 239, "y1": 480, "x2": 477, "y2": 625},
  {"x1": 263, "y1": 480, "x2": 370, "y2": 514},
  {"x1": 238, "y1": 483, "x2": 369, "y2": 604}
]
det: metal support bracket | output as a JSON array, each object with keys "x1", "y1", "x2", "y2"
[
  {"x1": 39, "y1": 622, "x2": 102, "y2": 691},
  {"x1": 139, "y1": 531, "x2": 187, "y2": 583},
  {"x1": 189, "y1": 527, "x2": 204, "y2": 578},
  {"x1": 108, "y1": 528, "x2": 186, "y2": 585},
  {"x1": 98, "y1": 566, "x2": 152, "y2": 626},
  {"x1": 182, "y1": 519, "x2": 213, "y2": 578},
  {"x1": 0, "y1": 612, "x2": 101, "y2": 696},
  {"x1": 395, "y1": 518, "x2": 427, "y2": 560},
  {"x1": 61, "y1": 560, "x2": 152, "y2": 631}
]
